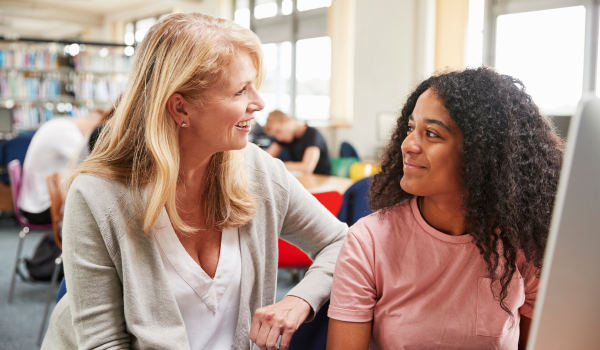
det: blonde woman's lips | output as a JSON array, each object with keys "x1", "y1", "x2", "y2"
[{"x1": 235, "y1": 120, "x2": 252, "y2": 132}]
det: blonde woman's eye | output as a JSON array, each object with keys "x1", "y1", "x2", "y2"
[{"x1": 236, "y1": 88, "x2": 245, "y2": 96}]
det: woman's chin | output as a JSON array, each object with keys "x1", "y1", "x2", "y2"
[
  {"x1": 228, "y1": 138, "x2": 249, "y2": 151},
  {"x1": 400, "y1": 178, "x2": 424, "y2": 197}
]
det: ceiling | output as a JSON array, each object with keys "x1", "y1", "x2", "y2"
[{"x1": 0, "y1": 0, "x2": 183, "y2": 41}]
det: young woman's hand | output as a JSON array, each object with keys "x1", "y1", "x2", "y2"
[{"x1": 250, "y1": 295, "x2": 311, "y2": 350}]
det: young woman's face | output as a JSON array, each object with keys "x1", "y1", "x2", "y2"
[
  {"x1": 187, "y1": 52, "x2": 265, "y2": 154},
  {"x1": 400, "y1": 88, "x2": 463, "y2": 198}
]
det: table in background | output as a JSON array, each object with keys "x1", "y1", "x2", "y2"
[{"x1": 296, "y1": 174, "x2": 354, "y2": 194}]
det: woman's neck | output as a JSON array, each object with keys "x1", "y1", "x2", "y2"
[
  {"x1": 420, "y1": 194, "x2": 466, "y2": 236},
  {"x1": 178, "y1": 139, "x2": 213, "y2": 197}
]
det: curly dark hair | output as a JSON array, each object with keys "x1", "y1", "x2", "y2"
[{"x1": 370, "y1": 67, "x2": 564, "y2": 318}]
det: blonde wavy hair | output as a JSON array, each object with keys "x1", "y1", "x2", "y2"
[{"x1": 69, "y1": 13, "x2": 263, "y2": 233}]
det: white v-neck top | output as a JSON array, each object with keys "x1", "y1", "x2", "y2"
[{"x1": 152, "y1": 208, "x2": 242, "y2": 350}]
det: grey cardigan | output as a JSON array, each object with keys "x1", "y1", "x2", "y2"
[{"x1": 42, "y1": 144, "x2": 348, "y2": 350}]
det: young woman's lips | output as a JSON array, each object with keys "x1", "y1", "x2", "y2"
[{"x1": 404, "y1": 159, "x2": 426, "y2": 170}]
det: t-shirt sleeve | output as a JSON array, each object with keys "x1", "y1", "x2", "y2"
[
  {"x1": 328, "y1": 228, "x2": 377, "y2": 323},
  {"x1": 55, "y1": 123, "x2": 84, "y2": 160},
  {"x1": 302, "y1": 128, "x2": 320, "y2": 148},
  {"x1": 518, "y1": 262, "x2": 539, "y2": 319}
]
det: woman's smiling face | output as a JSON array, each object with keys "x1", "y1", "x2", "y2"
[
  {"x1": 183, "y1": 52, "x2": 265, "y2": 155},
  {"x1": 400, "y1": 88, "x2": 464, "y2": 198}
]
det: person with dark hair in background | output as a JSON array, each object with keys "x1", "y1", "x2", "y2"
[
  {"x1": 264, "y1": 110, "x2": 331, "y2": 175},
  {"x1": 326, "y1": 67, "x2": 564, "y2": 350}
]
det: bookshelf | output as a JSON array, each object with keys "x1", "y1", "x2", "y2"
[{"x1": 0, "y1": 39, "x2": 132, "y2": 135}]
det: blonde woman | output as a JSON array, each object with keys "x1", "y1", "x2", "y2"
[{"x1": 42, "y1": 13, "x2": 347, "y2": 350}]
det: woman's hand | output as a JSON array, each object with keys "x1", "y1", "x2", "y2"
[{"x1": 249, "y1": 295, "x2": 312, "y2": 350}]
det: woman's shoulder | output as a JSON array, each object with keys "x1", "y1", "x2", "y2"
[
  {"x1": 67, "y1": 174, "x2": 137, "y2": 221},
  {"x1": 70, "y1": 173, "x2": 130, "y2": 199},
  {"x1": 243, "y1": 143, "x2": 291, "y2": 191},
  {"x1": 349, "y1": 201, "x2": 414, "y2": 242}
]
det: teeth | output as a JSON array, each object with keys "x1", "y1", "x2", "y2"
[{"x1": 237, "y1": 121, "x2": 249, "y2": 127}]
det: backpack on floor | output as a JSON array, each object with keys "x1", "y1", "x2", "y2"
[{"x1": 25, "y1": 232, "x2": 63, "y2": 281}]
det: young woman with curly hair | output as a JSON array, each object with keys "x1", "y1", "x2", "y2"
[{"x1": 326, "y1": 67, "x2": 564, "y2": 350}]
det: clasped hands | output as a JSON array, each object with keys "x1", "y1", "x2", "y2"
[{"x1": 249, "y1": 295, "x2": 312, "y2": 350}]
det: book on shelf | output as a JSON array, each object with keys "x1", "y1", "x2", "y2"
[{"x1": 0, "y1": 42, "x2": 129, "y2": 132}]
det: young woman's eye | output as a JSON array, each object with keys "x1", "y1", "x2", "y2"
[
  {"x1": 407, "y1": 125, "x2": 414, "y2": 134},
  {"x1": 236, "y1": 88, "x2": 246, "y2": 96},
  {"x1": 426, "y1": 130, "x2": 438, "y2": 138}
]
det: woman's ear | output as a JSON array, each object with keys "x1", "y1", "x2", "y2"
[{"x1": 166, "y1": 93, "x2": 191, "y2": 127}]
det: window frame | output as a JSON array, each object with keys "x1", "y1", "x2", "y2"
[
  {"x1": 482, "y1": 0, "x2": 599, "y2": 94},
  {"x1": 247, "y1": 0, "x2": 330, "y2": 119},
  {"x1": 125, "y1": 13, "x2": 171, "y2": 47}
]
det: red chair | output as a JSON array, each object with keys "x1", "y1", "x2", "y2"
[
  {"x1": 278, "y1": 240, "x2": 313, "y2": 268},
  {"x1": 311, "y1": 191, "x2": 343, "y2": 217},
  {"x1": 278, "y1": 191, "x2": 344, "y2": 271}
]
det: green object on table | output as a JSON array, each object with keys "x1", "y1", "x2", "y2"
[{"x1": 330, "y1": 157, "x2": 360, "y2": 178}]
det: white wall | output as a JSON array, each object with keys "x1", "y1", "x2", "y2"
[{"x1": 335, "y1": 0, "x2": 419, "y2": 159}]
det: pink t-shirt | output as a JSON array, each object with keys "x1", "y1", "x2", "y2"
[{"x1": 328, "y1": 197, "x2": 538, "y2": 350}]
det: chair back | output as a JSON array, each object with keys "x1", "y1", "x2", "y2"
[
  {"x1": 1, "y1": 132, "x2": 35, "y2": 184},
  {"x1": 330, "y1": 157, "x2": 359, "y2": 178},
  {"x1": 277, "y1": 147, "x2": 291, "y2": 162},
  {"x1": 340, "y1": 141, "x2": 359, "y2": 159},
  {"x1": 278, "y1": 190, "x2": 343, "y2": 269},
  {"x1": 7, "y1": 160, "x2": 23, "y2": 223},
  {"x1": 57, "y1": 277, "x2": 67, "y2": 303},
  {"x1": 8, "y1": 159, "x2": 54, "y2": 230},
  {"x1": 337, "y1": 177, "x2": 373, "y2": 226},
  {"x1": 312, "y1": 191, "x2": 343, "y2": 217},
  {"x1": 278, "y1": 239, "x2": 313, "y2": 268},
  {"x1": 46, "y1": 173, "x2": 64, "y2": 250},
  {"x1": 7, "y1": 159, "x2": 21, "y2": 206}
]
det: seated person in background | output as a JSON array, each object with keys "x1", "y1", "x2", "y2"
[
  {"x1": 326, "y1": 68, "x2": 565, "y2": 350},
  {"x1": 19, "y1": 110, "x2": 107, "y2": 225},
  {"x1": 264, "y1": 110, "x2": 331, "y2": 175},
  {"x1": 71, "y1": 101, "x2": 118, "y2": 167}
]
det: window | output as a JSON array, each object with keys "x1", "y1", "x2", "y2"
[
  {"x1": 235, "y1": 0, "x2": 251, "y2": 28},
  {"x1": 236, "y1": 0, "x2": 331, "y2": 123},
  {"x1": 495, "y1": 6, "x2": 586, "y2": 116},
  {"x1": 255, "y1": 42, "x2": 292, "y2": 124},
  {"x1": 124, "y1": 13, "x2": 171, "y2": 46},
  {"x1": 465, "y1": 0, "x2": 485, "y2": 68},
  {"x1": 295, "y1": 37, "x2": 330, "y2": 120},
  {"x1": 483, "y1": 0, "x2": 598, "y2": 118},
  {"x1": 297, "y1": 0, "x2": 331, "y2": 12},
  {"x1": 255, "y1": 0, "x2": 277, "y2": 19},
  {"x1": 135, "y1": 17, "x2": 157, "y2": 43}
]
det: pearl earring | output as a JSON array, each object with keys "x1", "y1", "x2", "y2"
[{"x1": 181, "y1": 121, "x2": 187, "y2": 127}]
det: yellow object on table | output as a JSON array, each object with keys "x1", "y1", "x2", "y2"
[{"x1": 349, "y1": 162, "x2": 381, "y2": 181}]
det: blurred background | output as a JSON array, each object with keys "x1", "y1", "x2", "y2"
[
  {"x1": 0, "y1": 0, "x2": 598, "y2": 348},
  {"x1": 0, "y1": 0, "x2": 595, "y2": 158}
]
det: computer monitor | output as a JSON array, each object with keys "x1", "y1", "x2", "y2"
[
  {"x1": 0, "y1": 108, "x2": 12, "y2": 134},
  {"x1": 527, "y1": 96, "x2": 600, "y2": 350}
]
